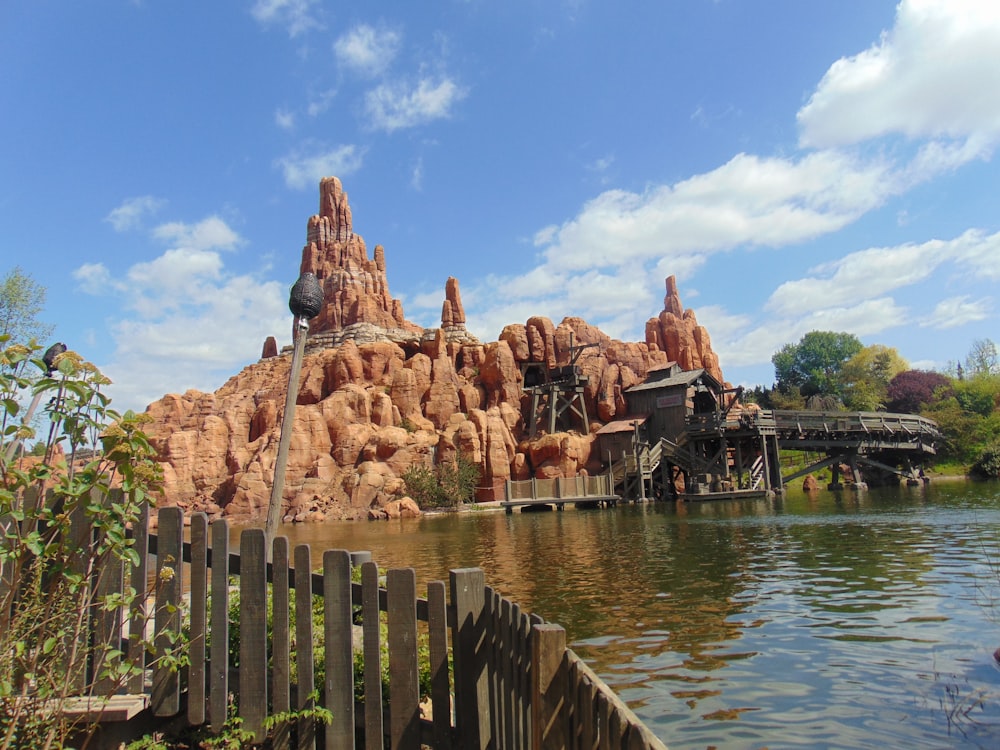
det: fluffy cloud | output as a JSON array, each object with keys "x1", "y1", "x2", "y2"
[
  {"x1": 335, "y1": 25, "x2": 401, "y2": 77},
  {"x1": 250, "y1": 0, "x2": 320, "y2": 37},
  {"x1": 921, "y1": 296, "x2": 993, "y2": 329},
  {"x1": 276, "y1": 143, "x2": 365, "y2": 189},
  {"x1": 104, "y1": 196, "x2": 165, "y2": 232},
  {"x1": 364, "y1": 77, "x2": 467, "y2": 132},
  {"x1": 151, "y1": 216, "x2": 241, "y2": 252},
  {"x1": 73, "y1": 216, "x2": 290, "y2": 413},
  {"x1": 535, "y1": 151, "x2": 896, "y2": 273},
  {"x1": 798, "y1": 0, "x2": 1000, "y2": 152}
]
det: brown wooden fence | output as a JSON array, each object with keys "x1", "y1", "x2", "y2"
[{"x1": 70, "y1": 503, "x2": 668, "y2": 749}]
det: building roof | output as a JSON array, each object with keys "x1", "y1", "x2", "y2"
[{"x1": 626, "y1": 367, "x2": 724, "y2": 393}]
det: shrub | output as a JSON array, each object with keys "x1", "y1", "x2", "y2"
[
  {"x1": 0, "y1": 337, "x2": 165, "y2": 750},
  {"x1": 402, "y1": 452, "x2": 480, "y2": 508},
  {"x1": 970, "y1": 446, "x2": 1000, "y2": 479}
]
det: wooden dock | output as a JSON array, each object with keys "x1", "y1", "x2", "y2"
[{"x1": 501, "y1": 475, "x2": 619, "y2": 513}]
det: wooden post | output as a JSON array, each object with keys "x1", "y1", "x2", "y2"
[
  {"x1": 324, "y1": 550, "x2": 354, "y2": 750},
  {"x1": 294, "y1": 544, "x2": 316, "y2": 750},
  {"x1": 152, "y1": 506, "x2": 183, "y2": 717},
  {"x1": 272, "y1": 536, "x2": 292, "y2": 750},
  {"x1": 451, "y1": 568, "x2": 491, "y2": 750},
  {"x1": 427, "y1": 581, "x2": 452, "y2": 750},
  {"x1": 362, "y1": 561, "x2": 384, "y2": 750},
  {"x1": 209, "y1": 520, "x2": 230, "y2": 733},
  {"x1": 188, "y1": 513, "x2": 208, "y2": 725},
  {"x1": 239, "y1": 529, "x2": 268, "y2": 743},
  {"x1": 265, "y1": 316, "x2": 309, "y2": 559},
  {"x1": 532, "y1": 623, "x2": 567, "y2": 750},
  {"x1": 388, "y1": 568, "x2": 420, "y2": 750}
]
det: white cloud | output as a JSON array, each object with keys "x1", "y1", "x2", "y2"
[
  {"x1": 73, "y1": 262, "x2": 119, "y2": 295},
  {"x1": 334, "y1": 24, "x2": 401, "y2": 77},
  {"x1": 276, "y1": 143, "x2": 365, "y2": 189},
  {"x1": 364, "y1": 77, "x2": 467, "y2": 132},
  {"x1": 921, "y1": 295, "x2": 993, "y2": 329},
  {"x1": 152, "y1": 216, "x2": 241, "y2": 252},
  {"x1": 275, "y1": 109, "x2": 295, "y2": 130},
  {"x1": 798, "y1": 0, "x2": 1000, "y2": 152},
  {"x1": 250, "y1": 0, "x2": 320, "y2": 37},
  {"x1": 535, "y1": 150, "x2": 895, "y2": 273},
  {"x1": 306, "y1": 88, "x2": 337, "y2": 117},
  {"x1": 105, "y1": 196, "x2": 165, "y2": 231},
  {"x1": 74, "y1": 254, "x2": 289, "y2": 413}
]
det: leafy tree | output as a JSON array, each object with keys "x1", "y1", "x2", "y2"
[
  {"x1": 838, "y1": 345, "x2": 909, "y2": 411},
  {"x1": 772, "y1": 331, "x2": 863, "y2": 400},
  {"x1": 0, "y1": 267, "x2": 52, "y2": 345},
  {"x1": 885, "y1": 370, "x2": 952, "y2": 414},
  {"x1": 965, "y1": 338, "x2": 999, "y2": 378}
]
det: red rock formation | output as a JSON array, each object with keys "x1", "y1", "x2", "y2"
[
  {"x1": 300, "y1": 177, "x2": 422, "y2": 337},
  {"x1": 144, "y1": 178, "x2": 728, "y2": 522},
  {"x1": 645, "y1": 275, "x2": 724, "y2": 384}
]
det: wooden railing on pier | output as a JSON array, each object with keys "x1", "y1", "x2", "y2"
[
  {"x1": 502, "y1": 474, "x2": 618, "y2": 512},
  {"x1": 65, "y1": 502, "x2": 666, "y2": 749}
]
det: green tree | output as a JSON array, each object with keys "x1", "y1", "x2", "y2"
[
  {"x1": 838, "y1": 344, "x2": 909, "y2": 411},
  {"x1": 965, "y1": 338, "x2": 999, "y2": 378},
  {"x1": 772, "y1": 331, "x2": 863, "y2": 400},
  {"x1": 0, "y1": 267, "x2": 52, "y2": 345}
]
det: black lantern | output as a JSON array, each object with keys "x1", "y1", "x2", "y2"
[{"x1": 288, "y1": 272, "x2": 323, "y2": 319}]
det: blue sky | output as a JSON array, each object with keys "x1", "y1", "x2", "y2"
[{"x1": 2, "y1": 0, "x2": 998, "y2": 414}]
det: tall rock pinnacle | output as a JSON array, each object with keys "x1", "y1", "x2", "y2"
[{"x1": 299, "y1": 177, "x2": 420, "y2": 336}]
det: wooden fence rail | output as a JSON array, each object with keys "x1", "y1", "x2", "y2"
[{"x1": 61, "y1": 502, "x2": 668, "y2": 750}]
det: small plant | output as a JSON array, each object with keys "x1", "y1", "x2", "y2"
[
  {"x1": 402, "y1": 451, "x2": 480, "y2": 509},
  {"x1": 970, "y1": 445, "x2": 1000, "y2": 479},
  {"x1": 0, "y1": 337, "x2": 167, "y2": 750}
]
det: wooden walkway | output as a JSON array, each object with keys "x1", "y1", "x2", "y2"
[{"x1": 501, "y1": 475, "x2": 619, "y2": 513}]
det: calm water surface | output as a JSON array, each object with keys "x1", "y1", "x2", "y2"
[{"x1": 256, "y1": 481, "x2": 1000, "y2": 749}]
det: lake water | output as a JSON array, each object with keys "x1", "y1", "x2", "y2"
[{"x1": 262, "y1": 480, "x2": 1000, "y2": 749}]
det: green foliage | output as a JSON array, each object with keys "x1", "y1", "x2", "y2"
[
  {"x1": 403, "y1": 452, "x2": 481, "y2": 508},
  {"x1": 0, "y1": 337, "x2": 167, "y2": 750},
  {"x1": 964, "y1": 338, "x2": 999, "y2": 378},
  {"x1": 970, "y1": 445, "x2": 1000, "y2": 479},
  {"x1": 839, "y1": 344, "x2": 908, "y2": 411},
  {"x1": 0, "y1": 268, "x2": 52, "y2": 346},
  {"x1": 772, "y1": 331, "x2": 863, "y2": 399}
]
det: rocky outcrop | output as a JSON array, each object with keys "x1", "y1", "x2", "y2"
[
  {"x1": 645, "y1": 275, "x2": 724, "y2": 384},
  {"x1": 144, "y1": 177, "x2": 726, "y2": 522}
]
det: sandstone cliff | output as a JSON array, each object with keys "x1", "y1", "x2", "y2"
[{"x1": 143, "y1": 178, "x2": 724, "y2": 521}]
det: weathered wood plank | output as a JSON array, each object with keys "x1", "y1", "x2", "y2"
[
  {"x1": 209, "y1": 519, "x2": 230, "y2": 733},
  {"x1": 501, "y1": 597, "x2": 515, "y2": 750},
  {"x1": 531, "y1": 623, "x2": 567, "y2": 750},
  {"x1": 92, "y1": 491, "x2": 125, "y2": 696},
  {"x1": 126, "y1": 500, "x2": 150, "y2": 695},
  {"x1": 151, "y1": 506, "x2": 183, "y2": 717},
  {"x1": 450, "y1": 567, "x2": 490, "y2": 750},
  {"x1": 187, "y1": 512, "x2": 208, "y2": 725},
  {"x1": 239, "y1": 529, "x2": 268, "y2": 743},
  {"x1": 483, "y1": 586, "x2": 499, "y2": 747},
  {"x1": 426, "y1": 580, "x2": 451, "y2": 750},
  {"x1": 361, "y1": 560, "x2": 383, "y2": 750},
  {"x1": 294, "y1": 544, "x2": 316, "y2": 750},
  {"x1": 272, "y1": 536, "x2": 291, "y2": 750},
  {"x1": 66, "y1": 487, "x2": 94, "y2": 694},
  {"x1": 323, "y1": 549, "x2": 354, "y2": 750},
  {"x1": 387, "y1": 568, "x2": 419, "y2": 750}
]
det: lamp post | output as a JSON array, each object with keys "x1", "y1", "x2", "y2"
[{"x1": 264, "y1": 273, "x2": 322, "y2": 557}]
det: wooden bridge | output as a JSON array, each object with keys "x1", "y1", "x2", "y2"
[
  {"x1": 609, "y1": 408, "x2": 941, "y2": 499},
  {"x1": 502, "y1": 474, "x2": 618, "y2": 513},
  {"x1": 23, "y1": 500, "x2": 666, "y2": 750},
  {"x1": 770, "y1": 409, "x2": 940, "y2": 488}
]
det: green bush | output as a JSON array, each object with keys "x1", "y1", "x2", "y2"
[
  {"x1": 403, "y1": 452, "x2": 480, "y2": 508},
  {"x1": 970, "y1": 446, "x2": 1000, "y2": 479}
]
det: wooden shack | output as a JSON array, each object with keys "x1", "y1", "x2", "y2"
[{"x1": 622, "y1": 364, "x2": 724, "y2": 444}]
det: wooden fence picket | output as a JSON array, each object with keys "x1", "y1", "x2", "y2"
[
  {"x1": 323, "y1": 549, "x2": 354, "y2": 750},
  {"x1": 294, "y1": 543, "x2": 316, "y2": 750},
  {"x1": 151, "y1": 506, "x2": 182, "y2": 717},
  {"x1": 188, "y1": 512, "x2": 208, "y2": 725},
  {"x1": 208, "y1": 518, "x2": 230, "y2": 732},
  {"x1": 361, "y1": 560, "x2": 383, "y2": 750},
  {"x1": 272, "y1": 536, "x2": 292, "y2": 750},
  {"x1": 239, "y1": 528, "x2": 268, "y2": 742}
]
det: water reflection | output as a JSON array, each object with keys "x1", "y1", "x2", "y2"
[{"x1": 245, "y1": 481, "x2": 1000, "y2": 749}]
